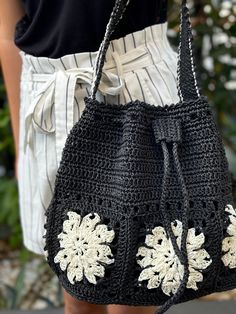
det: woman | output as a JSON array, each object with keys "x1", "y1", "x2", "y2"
[{"x1": 0, "y1": 0, "x2": 180, "y2": 313}]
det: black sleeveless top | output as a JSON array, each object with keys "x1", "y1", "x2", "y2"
[{"x1": 14, "y1": 0, "x2": 168, "y2": 58}]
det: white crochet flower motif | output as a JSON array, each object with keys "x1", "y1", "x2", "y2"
[
  {"x1": 221, "y1": 204, "x2": 236, "y2": 269},
  {"x1": 54, "y1": 211, "x2": 115, "y2": 284},
  {"x1": 136, "y1": 220, "x2": 212, "y2": 296}
]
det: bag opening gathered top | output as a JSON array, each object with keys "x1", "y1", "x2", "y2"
[{"x1": 43, "y1": 1, "x2": 236, "y2": 313}]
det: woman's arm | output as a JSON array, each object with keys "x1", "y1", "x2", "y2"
[{"x1": 0, "y1": 0, "x2": 25, "y2": 178}]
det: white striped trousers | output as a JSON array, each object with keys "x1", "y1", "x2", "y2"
[{"x1": 17, "y1": 21, "x2": 180, "y2": 254}]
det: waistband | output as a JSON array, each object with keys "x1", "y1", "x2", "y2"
[
  {"x1": 20, "y1": 21, "x2": 177, "y2": 169},
  {"x1": 19, "y1": 22, "x2": 173, "y2": 74}
]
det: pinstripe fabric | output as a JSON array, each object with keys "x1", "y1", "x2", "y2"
[{"x1": 17, "y1": 21, "x2": 180, "y2": 255}]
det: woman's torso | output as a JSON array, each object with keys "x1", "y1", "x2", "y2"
[{"x1": 14, "y1": 0, "x2": 168, "y2": 58}]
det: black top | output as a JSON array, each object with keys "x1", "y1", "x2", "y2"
[{"x1": 14, "y1": 0, "x2": 168, "y2": 58}]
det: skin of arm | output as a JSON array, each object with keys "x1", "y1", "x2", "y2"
[{"x1": 0, "y1": 0, "x2": 25, "y2": 179}]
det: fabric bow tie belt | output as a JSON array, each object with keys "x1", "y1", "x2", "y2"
[{"x1": 23, "y1": 46, "x2": 152, "y2": 168}]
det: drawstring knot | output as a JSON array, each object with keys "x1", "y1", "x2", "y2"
[{"x1": 152, "y1": 117, "x2": 190, "y2": 314}]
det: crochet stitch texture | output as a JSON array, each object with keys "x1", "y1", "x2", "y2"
[{"x1": 43, "y1": 1, "x2": 236, "y2": 313}]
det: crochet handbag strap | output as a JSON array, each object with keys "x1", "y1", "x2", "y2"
[
  {"x1": 89, "y1": 0, "x2": 201, "y2": 102},
  {"x1": 90, "y1": 0, "x2": 130, "y2": 99}
]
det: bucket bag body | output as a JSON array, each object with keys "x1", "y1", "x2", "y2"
[{"x1": 43, "y1": 1, "x2": 236, "y2": 313}]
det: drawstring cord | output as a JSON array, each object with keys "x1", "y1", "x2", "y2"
[{"x1": 152, "y1": 117, "x2": 190, "y2": 314}]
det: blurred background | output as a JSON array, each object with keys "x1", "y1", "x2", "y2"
[{"x1": 0, "y1": 0, "x2": 236, "y2": 312}]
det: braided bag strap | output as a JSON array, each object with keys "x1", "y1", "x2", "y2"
[
  {"x1": 90, "y1": 0, "x2": 131, "y2": 100},
  {"x1": 177, "y1": 0, "x2": 201, "y2": 101}
]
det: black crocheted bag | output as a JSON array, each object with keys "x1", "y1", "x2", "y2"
[{"x1": 43, "y1": 1, "x2": 236, "y2": 313}]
